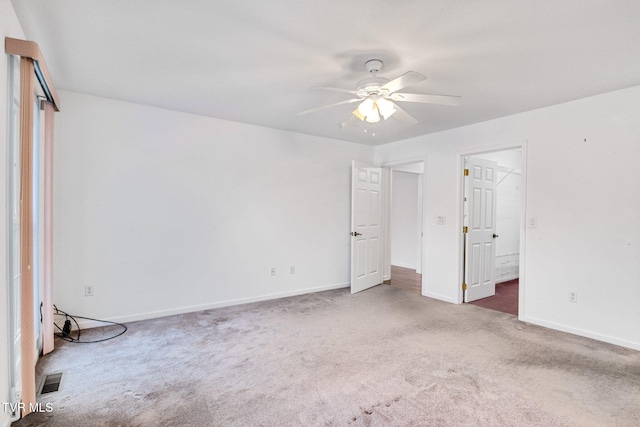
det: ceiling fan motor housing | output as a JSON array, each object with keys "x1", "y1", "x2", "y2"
[
  {"x1": 355, "y1": 59, "x2": 390, "y2": 98},
  {"x1": 355, "y1": 76, "x2": 390, "y2": 98}
]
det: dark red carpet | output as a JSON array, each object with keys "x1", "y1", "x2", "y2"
[{"x1": 469, "y1": 279, "x2": 518, "y2": 315}]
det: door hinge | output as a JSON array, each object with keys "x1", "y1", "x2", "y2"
[
  {"x1": 463, "y1": 226, "x2": 468, "y2": 234},
  {"x1": 464, "y1": 168, "x2": 469, "y2": 176},
  {"x1": 462, "y1": 283, "x2": 467, "y2": 291}
]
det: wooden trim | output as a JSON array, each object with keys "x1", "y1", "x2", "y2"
[
  {"x1": 19, "y1": 56, "x2": 37, "y2": 417},
  {"x1": 5, "y1": 37, "x2": 61, "y2": 111}
]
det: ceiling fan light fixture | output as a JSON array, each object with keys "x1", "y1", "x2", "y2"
[
  {"x1": 353, "y1": 96, "x2": 394, "y2": 123},
  {"x1": 357, "y1": 98, "x2": 375, "y2": 117},
  {"x1": 366, "y1": 110, "x2": 380, "y2": 123},
  {"x1": 376, "y1": 97, "x2": 396, "y2": 120},
  {"x1": 355, "y1": 98, "x2": 380, "y2": 123}
]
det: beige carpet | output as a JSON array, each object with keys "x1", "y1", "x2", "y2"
[{"x1": 15, "y1": 285, "x2": 640, "y2": 426}]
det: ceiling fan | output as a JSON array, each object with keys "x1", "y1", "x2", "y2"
[{"x1": 298, "y1": 59, "x2": 461, "y2": 127}]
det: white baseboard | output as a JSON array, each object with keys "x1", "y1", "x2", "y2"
[
  {"x1": 521, "y1": 315, "x2": 640, "y2": 351},
  {"x1": 391, "y1": 262, "x2": 417, "y2": 270},
  {"x1": 74, "y1": 282, "x2": 350, "y2": 330},
  {"x1": 422, "y1": 291, "x2": 458, "y2": 304}
]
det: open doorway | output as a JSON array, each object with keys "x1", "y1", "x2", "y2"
[
  {"x1": 462, "y1": 148, "x2": 522, "y2": 315},
  {"x1": 386, "y1": 162, "x2": 424, "y2": 294}
]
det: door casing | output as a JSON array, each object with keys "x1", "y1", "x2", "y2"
[{"x1": 380, "y1": 157, "x2": 427, "y2": 295}]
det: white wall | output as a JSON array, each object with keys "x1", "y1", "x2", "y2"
[
  {"x1": 53, "y1": 91, "x2": 373, "y2": 324},
  {"x1": 391, "y1": 171, "x2": 419, "y2": 269},
  {"x1": 375, "y1": 86, "x2": 640, "y2": 350},
  {"x1": 1, "y1": 1, "x2": 26, "y2": 425}
]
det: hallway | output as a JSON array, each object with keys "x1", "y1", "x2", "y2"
[{"x1": 387, "y1": 265, "x2": 421, "y2": 294}]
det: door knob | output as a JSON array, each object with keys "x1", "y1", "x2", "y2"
[
  {"x1": 493, "y1": 233, "x2": 499, "y2": 238},
  {"x1": 350, "y1": 231, "x2": 362, "y2": 237}
]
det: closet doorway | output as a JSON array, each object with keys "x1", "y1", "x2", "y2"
[{"x1": 462, "y1": 148, "x2": 522, "y2": 316}]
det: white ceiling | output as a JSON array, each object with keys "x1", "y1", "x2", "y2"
[{"x1": 12, "y1": 0, "x2": 640, "y2": 145}]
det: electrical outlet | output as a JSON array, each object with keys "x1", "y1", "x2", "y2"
[
  {"x1": 270, "y1": 267, "x2": 276, "y2": 276},
  {"x1": 85, "y1": 285, "x2": 94, "y2": 297},
  {"x1": 568, "y1": 290, "x2": 577, "y2": 303}
]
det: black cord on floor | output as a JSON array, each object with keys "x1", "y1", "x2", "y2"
[{"x1": 53, "y1": 305, "x2": 127, "y2": 343}]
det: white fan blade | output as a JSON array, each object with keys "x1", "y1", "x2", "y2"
[
  {"x1": 297, "y1": 98, "x2": 361, "y2": 116},
  {"x1": 390, "y1": 92, "x2": 461, "y2": 106},
  {"x1": 340, "y1": 115, "x2": 361, "y2": 128},
  {"x1": 380, "y1": 71, "x2": 426, "y2": 94},
  {"x1": 313, "y1": 86, "x2": 357, "y2": 95},
  {"x1": 390, "y1": 102, "x2": 418, "y2": 127}
]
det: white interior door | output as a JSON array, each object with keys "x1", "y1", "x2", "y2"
[
  {"x1": 464, "y1": 157, "x2": 498, "y2": 302},
  {"x1": 351, "y1": 161, "x2": 383, "y2": 293}
]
